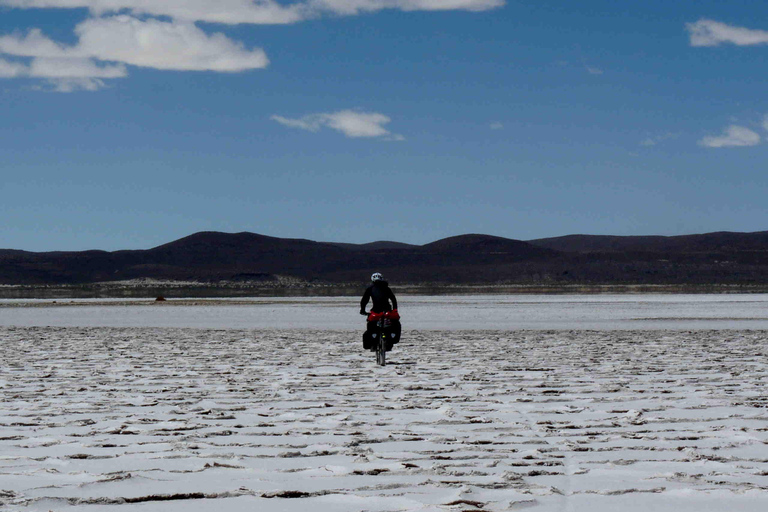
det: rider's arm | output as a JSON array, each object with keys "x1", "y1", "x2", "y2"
[
  {"x1": 360, "y1": 287, "x2": 372, "y2": 314},
  {"x1": 389, "y1": 288, "x2": 398, "y2": 310}
]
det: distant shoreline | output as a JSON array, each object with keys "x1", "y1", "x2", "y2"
[{"x1": 2, "y1": 282, "x2": 768, "y2": 299}]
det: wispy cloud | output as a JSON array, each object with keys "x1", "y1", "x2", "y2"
[
  {"x1": 490, "y1": 122, "x2": 503, "y2": 130},
  {"x1": 687, "y1": 19, "x2": 768, "y2": 47},
  {"x1": 639, "y1": 132, "x2": 678, "y2": 147},
  {"x1": 0, "y1": 52, "x2": 127, "y2": 90},
  {"x1": 0, "y1": 0, "x2": 504, "y2": 25},
  {"x1": 28, "y1": 57, "x2": 126, "y2": 78},
  {"x1": 29, "y1": 57, "x2": 126, "y2": 91},
  {"x1": 553, "y1": 59, "x2": 604, "y2": 76},
  {"x1": 272, "y1": 110, "x2": 404, "y2": 140},
  {"x1": 698, "y1": 125, "x2": 760, "y2": 148}
]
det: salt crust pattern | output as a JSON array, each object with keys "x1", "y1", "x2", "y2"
[{"x1": 1, "y1": 327, "x2": 767, "y2": 511}]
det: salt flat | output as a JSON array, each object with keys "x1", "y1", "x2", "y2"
[
  {"x1": 3, "y1": 294, "x2": 768, "y2": 330},
  {"x1": 1, "y1": 321, "x2": 767, "y2": 511}
]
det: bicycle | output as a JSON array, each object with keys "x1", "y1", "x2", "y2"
[{"x1": 364, "y1": 310, "x2": 400, "y2": 366}]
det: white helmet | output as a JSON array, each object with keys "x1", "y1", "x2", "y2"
[{"x1": 371, "y1": 272, "x2": 383, "y2": 282}]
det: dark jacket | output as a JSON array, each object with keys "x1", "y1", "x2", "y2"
[{"x1": 360, "y1": 280, "x2": 397, "y2": 314}]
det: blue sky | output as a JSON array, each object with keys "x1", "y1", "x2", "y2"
[{"x1": 1, "y1": 1, "x2": 767, "y2": 251}]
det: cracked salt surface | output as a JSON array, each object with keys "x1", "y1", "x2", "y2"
[{"x1": 1, "y1": 296, "x2": 767, "y2": 510}]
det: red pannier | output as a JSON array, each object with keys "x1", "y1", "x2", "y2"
[{"x1": 367, "y1": 309, "x2": 400, "y2": 322}]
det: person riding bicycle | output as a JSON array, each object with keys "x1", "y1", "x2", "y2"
[{"x1": 360, "y1": 272, "x2": 400, "y2": 350}]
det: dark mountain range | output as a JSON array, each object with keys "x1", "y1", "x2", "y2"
[
  {"x1": 2, "y1": 230, "x2": 768, "y2": 292},
  {"x1": 329, "y1": 241, "x2": 420, "y2": 251},
  {"x1": 529, "y1": 231, "x2": 768, "y2": 254}
]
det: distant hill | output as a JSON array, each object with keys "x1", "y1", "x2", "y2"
[
  {"x1": 2, "y1": 230, "x2": 768, "y2": 292},
  {"x1": 143, "y1": 231, "x2": 349, "y2": 278},
  {"x1": 422, "y1": 234, "x2": 555, "y2": 257},
  {"x1": 329, "y1": 241, "x2": 420, "y2": 251},
  {"x1": 529, "y1": 231, "x2": 768, "y2": 254}
]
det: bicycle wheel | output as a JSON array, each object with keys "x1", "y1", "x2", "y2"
[{"x1": 376, "y1": 329, "x2": 386, "y2": 366}]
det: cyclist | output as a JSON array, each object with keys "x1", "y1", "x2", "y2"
[{"x1": 359, "y1": 272, "x2": 400, "y2": 350}]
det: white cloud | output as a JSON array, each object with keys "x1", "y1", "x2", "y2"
[
  {"x1": 687, "y1": 19, "x2": 768, "y2": 47},
  {"x1": 0, "y1": 0, "x2": 305, "y2": 25},
  {"x1": 763, "y1": 114, "x2": 768, "y2": 132},
  {"x1": 0, "y1": 17, "x2": 270, "y2": 72},
  {"x1": 490, "y1": 122, "x2": 503, "y2": 130},
  {"x1": 698, "y1": 125, "x2": 760, "y2": 148},
  {"x1": 0, "y1": 0, "x2": 504, "y2": 91},
  {"x1": 308, "y1": 0, "x2": 504, "y2": 16},
  {"x1": 0, "y1": 15, "x2": 269, "y2": 91},
  {"x1": 0, "y1": 0, "x2": 504, "y2": 24},
  {"x1": 272, "y1": 110, "x2": 403, "y2": 139},
  {"x1": 0, "y1": 57, "x2": 26, "y2": 77},
  {"x1": 400, "y1": 0, "x2": 504, "y2": 11},
  {"x1": 0, "y1": 57, "x2": 123, "y2": 91},
  {"x1": 0, "y1": 28, "x2": 72, "y2": 58},
  {"x1": 45, "y1": 77, "x2": 111, "y2": 92},
  {"x1": 586, "y1": 66, "x2": 603, "y2": 75},
  {"x1": 74, "y1": 16, "x2": 269, "y2": 71},
  {"x1": 28, "y1": 57, "x2": 126, "y2": 78},
  {"x1": 0, "y1": 55, "x2": 126, "y2": 91},
  {"x1": 31, "y1": 57, "x2": 126, "y2": 92},
  {"x1": 323, "y1": 110, "x2": 393, "y2": 137}
]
